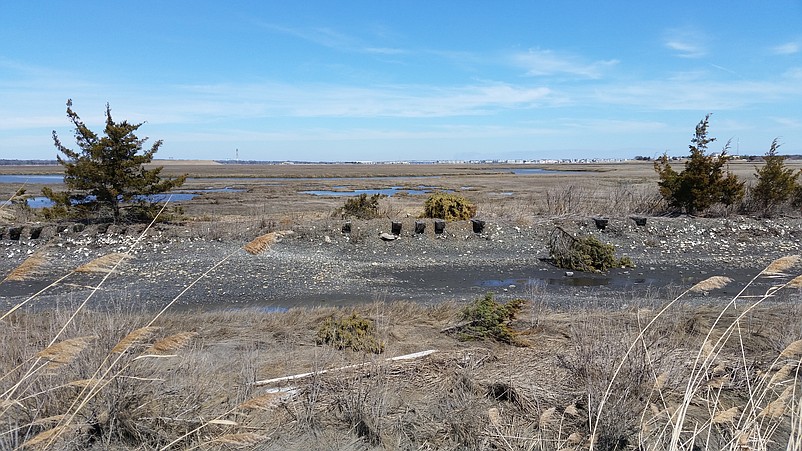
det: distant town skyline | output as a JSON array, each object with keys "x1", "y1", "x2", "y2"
[{"x1": 1, "y1": 2, "x2": 801, "y2": 162}]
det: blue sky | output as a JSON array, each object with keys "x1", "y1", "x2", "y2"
[{"x1": 1, "y1": 1, "x2": 801, "y2": 162}]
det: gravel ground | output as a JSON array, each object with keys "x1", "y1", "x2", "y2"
[{"x1": 2, "y1": 215, "x2": 801, "y2": 312}]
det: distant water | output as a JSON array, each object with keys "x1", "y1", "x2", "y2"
[
  {"x1": 0, "y1": 168, "x2": 570, "y2": 186},
  {"x1": 0, "y1": 175, "x2": 64, "y2": 184},
  {"x1": 22, "y1": 187, "x2": 242, "y2": 209},
  {"x1": 300, "y1": 186, "x2": 450, "y2": 197}
]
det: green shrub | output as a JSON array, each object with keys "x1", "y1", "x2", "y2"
[
  {"x1": 453, "y1": 293, "x2": 524, "y2": 344},
  {"x1": 335, "y1": 193, "x2": 383, "y2": 219},
  {"x1": 423, "y1": 193, "x2": 476, "y2": 221},
  {"x1": 653, "y1": 115, "x2": 744, "y2": 215},
  {"x1": 548, "y1": 228, "x2": 634, "y2": 272},
  {"x1": 45, "y1": 100, "x2": 186, "y2": 223},
  {"x1": 751, "y1": 139, "x2": 800, "y2": 217},
  {"x1": 316, "y1": 313, "x2": 384, "y2": 354}
]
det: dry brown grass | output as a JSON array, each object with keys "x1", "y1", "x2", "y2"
[
  {"x1": 242, "y1": 230, "x2": 294, "y2": 255},
  {"x1": 74, "y1": 252, "x2": 130, "y2": 273},
  {"x1": 1, "y1": 296, "x2": 800, "y2": 450},
  {"x1": 36, "y1": 335, "x2": 97, "y2": 368}
]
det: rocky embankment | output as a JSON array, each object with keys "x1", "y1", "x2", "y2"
[{"x1": 1, "y1": 215, "x2": 801, "y2": 312}]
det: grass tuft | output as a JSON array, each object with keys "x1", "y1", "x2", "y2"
[
  {"x1": 688, "y1": 275, "x2": 733, "y2": 293},
  {"x1": 75, "y1": 252, "x2": 130, "y2": 273},
  {"x1": 763, "y1": 255, "x2": 801, "y2": 275},
  {"x1": 243, "y1": 230, "x2": 294, "y2": 255},
  {"x1": 449, "y1": 293, "x2": 525, "y2": 345},
  {"x1": 36, "y1": 335, "x2": 97, "y2": 367},
  {"x1": 144, "y1": 331, "x2": 198, "y2": 355},
  {"x1": 2, "y1": 249, "x2": 50, "y2": 282},
  {"x1": 237, "y1": 392, "x2": 283, "y2": 411},
  {"x1": 21, "y1": 424, "x2": 83, "y2": 449},
  {"x1": 111, "y1": 326, "x2": 161, "y2": 354},
  {"x1": 213, "y1": 432, "x2": 268, "y2": 446},
  {"x1": 317, "y1": 313, "x2": 385, "y2": 354}
]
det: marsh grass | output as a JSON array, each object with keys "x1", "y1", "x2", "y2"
[{"x1": 2, "y1": 293, "x2": 802, "y2": 449}]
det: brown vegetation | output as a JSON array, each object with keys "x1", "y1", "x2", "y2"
[{"x1": 2, "y1": 286, "x2": 801, "y2": 449}]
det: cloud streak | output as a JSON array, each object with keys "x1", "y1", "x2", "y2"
[
  {"x1": 260, "y1": 23, "x2": 407, "y2": 55},
  {"x1": 772, "y1": 41, "x2": 800, "y2": 55},
  {"x1": 165, "y1": 82, "x2": 555, "y2": 120},
  {"x1": 663, "y1": 28, "x2": 707, "y2": 58},
  {"x1": 512, "y1": 49, "x2": 618, "y2": 79}
]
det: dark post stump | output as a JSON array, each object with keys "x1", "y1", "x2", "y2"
[
  {"x1": 391, "y1": 221, "x2": 402, "y2": 236},
  {"x1": 414, "y1": 220, "x2": 426, "y2": 234},
  {"x1": 631, "y1": 216, "x2": 647, "y2": 227},
  {"x1": 72, "y1": 223, "x2": 85, "y2": 233},
  {"x1": 342, "y1": 221, "x2": 351, "y2": 234},
  {"x1": 593, "y1": 218, "x2": 609, "y2": 230},
  {"x1": 29, "y1": 226, "x2": 44, "y2": 240},
  {"x1": 8, "y1": 227, "x2": 23, "y2": 241},
  {"x1": 470, "y1": 218, "x2": 485, "y2": 234},
  {"x1": 434, "y1": 219, "x2": 446, "y2": 235}
]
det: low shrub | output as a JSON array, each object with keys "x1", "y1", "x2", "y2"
[
  {"x1": 549, "y1": 227, "x2": 633, "y2": 272},
  {"x1": 316, "y1": 313, "x2": 385, "y2": 354},
  {"x1": 452, "y1": 293, "x2": 525, "y2": 344},
  {"x1": 423, "y1": 193, "x2": 476, "y2": 221},
  {"x1": 653, "y1": 114, "x2": 744, "y2": 215},
  {"x1": 750, "y1": 138, "x2": 801, "y2": 217},
  {"x1": 335, "y1": 193, "x2": 383, "y2": 219}
]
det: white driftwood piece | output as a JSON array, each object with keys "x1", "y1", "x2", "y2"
[{"x1": 251, "y1": 349, "x2": 438, "y2": 387}]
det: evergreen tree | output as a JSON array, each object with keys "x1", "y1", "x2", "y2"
[
  {"x1": 654, "y1": 115, "x2": 744, "y2": 215},
  {"x1": 43, "y1": 100, "x2": 185, "y2": 223},
  {"x1": 752, "y1": 139, "x2": 800, "y2": 216}
]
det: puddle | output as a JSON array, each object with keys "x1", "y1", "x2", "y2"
[{"x1": 479, "y1": 276, "x2": 658, "y2": 289}]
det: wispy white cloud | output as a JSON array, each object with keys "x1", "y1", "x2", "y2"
[
  {"x1": 260, "y1": 23, "x2": 407, "y2": 55},
  {"x1": 770, "y1": 117, "x2": 802, "y2": 128},
  {"x1": 591, "y1": 76, "x2": 802, "y2": 111},
  {"x1": 772, "y1": 41, "x2": 800, "y2": 55},
  {"x1": 560, "y1": 119, "x2": 669, "y2": 134},
  {"x1": 173, "y1": 82, "x2": 554, "y2": 119},
  {"x1": 663, "y1": 28, "x2": 707, "y2": 58},
  {"x1": 511, "y1": 49, "x2": 617, "y2": 79}
]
